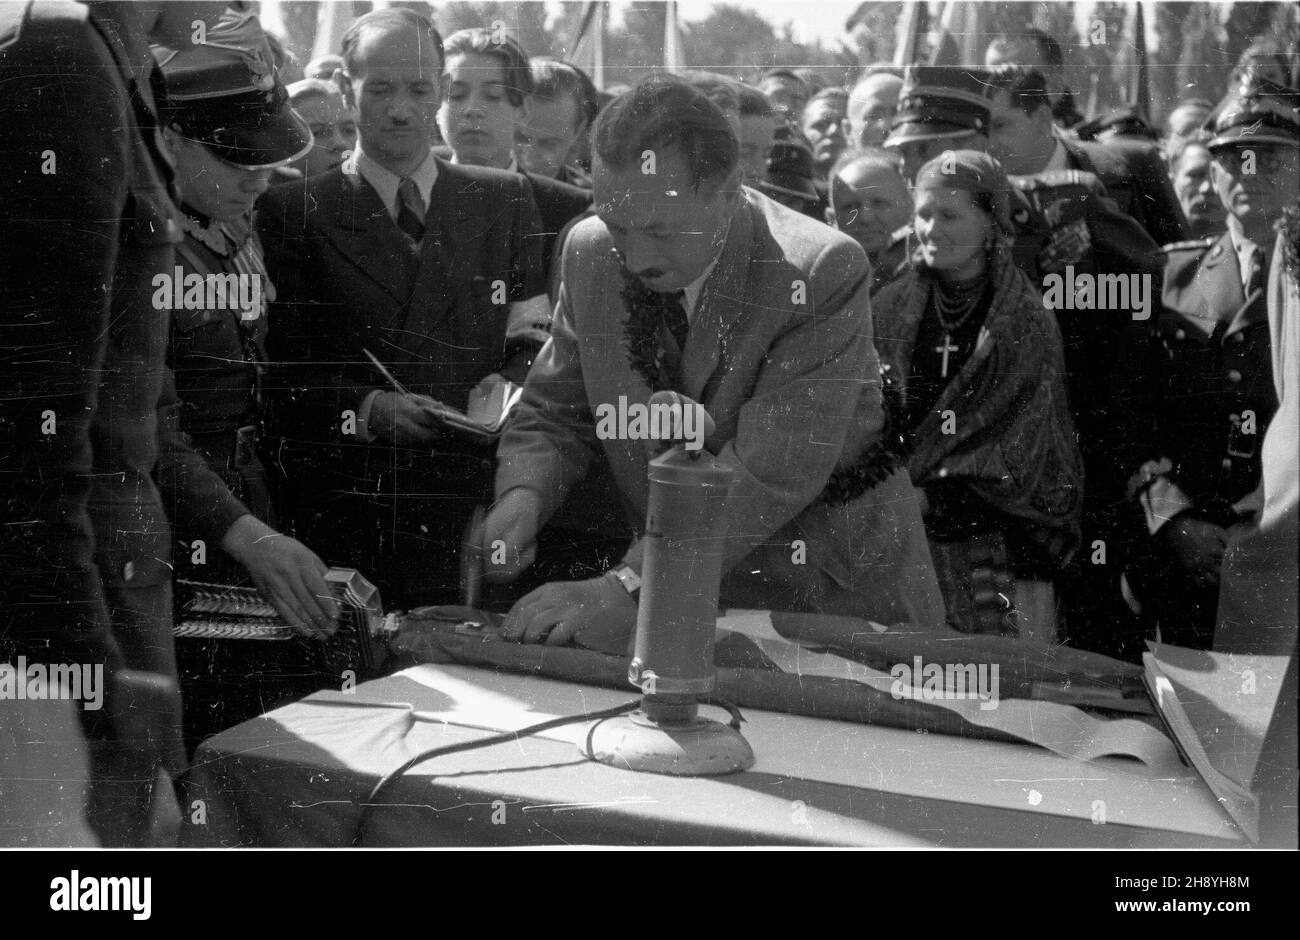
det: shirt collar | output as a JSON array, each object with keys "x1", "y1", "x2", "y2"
[
  {"x1": 682, "y1": 254, "x2": 721, "y2": 321},
  {"x1": 344, "y1": 144, "x2": 439, "y2": 218},
  {"x1": 449, "y1": 152, "x2": 519, "y2": 173},
  {"x1": 682, "y1": 216, "x2": 735, "y2": 319},
  {"x1": 1227, "y1": 219, "x2": 1263, "y2": 288}
]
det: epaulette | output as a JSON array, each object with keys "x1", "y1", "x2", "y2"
[
  {"x1": 1160, "y1": 237, "x2": 1217, "y2": 253},
  {"x1": 1011, "y1": 169, "x2": 1101, "y2": 190}
]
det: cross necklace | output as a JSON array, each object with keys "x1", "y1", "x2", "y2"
[{"x1": 932, "y1": 279, "x2": 982, "y2": 379}]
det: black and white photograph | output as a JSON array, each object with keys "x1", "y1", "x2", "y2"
[{"x1": 0, "y1": 0, "x2": 1296, "y2": 877}]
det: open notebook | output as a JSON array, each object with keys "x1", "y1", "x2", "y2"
[{"x1": 363, "y1": 350, "x2": 523, "y2": 443}]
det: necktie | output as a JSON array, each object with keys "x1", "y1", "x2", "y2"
[
  {"x1": 396, "y1": 177, "x2": 425, "y2": 242},
  {"x1": 659, "y1": 290, "x2": 689, "y2": 350},
  {"x1": 1245, "y1": 246, "x2": 1267, "y2": 297}
]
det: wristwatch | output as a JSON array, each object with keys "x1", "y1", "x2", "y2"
[{"x1": 606, "y1": 564, "x2": 642, "y2": 599}]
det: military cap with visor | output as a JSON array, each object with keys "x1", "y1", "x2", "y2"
[
  {"x1": 1204, "y1": 66, "x2": 1300, "y2": 152},
  {"x1": 884, "y1": 65, "x2": 995, "y2": 148},
  {"x1": 153, "y1": 10, "x2": 312, "y2": 169}
]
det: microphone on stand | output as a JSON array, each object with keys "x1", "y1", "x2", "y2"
[{"x1": 581, "y1": 394, "x2": 754, "y2": 776}]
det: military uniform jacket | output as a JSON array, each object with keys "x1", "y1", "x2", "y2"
[
  {"x1": 1, "y1": 1, "x2": 246, "y2": 673},
  {"x1": 161, "y1": 214, "x2": 277, "y2": 543},
  {"x1": 1059, "y1": 131, "x2": 1188, "y2": 249},
  {"x1": 1004, "y1": 169, "x2": 1164, "y2": 468},
  {"x1": 1112, "y1": 233, "x2": 1279, "y2": 522}
]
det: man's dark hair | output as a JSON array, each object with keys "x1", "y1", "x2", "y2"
[
  {"x1": 986, "y1": 65, "x2": 1052, "y2": 117},
  {"x1": 988, "y1": 28, "x2": 1064, "y2": 71},
  {"x1": 804, "y1": 86, "x2": 848, "y2": 115},
  {"x1": 679, "y1": 69, "x2": 741, "y2": 116},
  {"x1": 794, "y1": 67, "x2": 829, "y2": 93},
  {"x1": 736, "y1": 82, "x2": 773, "y2": 118},
  {"x1": 760, "y1": 67, "x2": 803, "y2": 85},
  {"x1": 443, "y1": 28, "x2": 533, "y2": 107},
  {"x1": 1165, "y1": 131, "x2": 1212, "y2": 171},
  {"x1": 340, "y1": 8, "x2": 444, "y2": 75},
  {"x1": 593, "y1": 75, "x2": 739, "y2": 191},
  {"x1": 530, "y1": 57, "x2": 599, "y2": 128}
]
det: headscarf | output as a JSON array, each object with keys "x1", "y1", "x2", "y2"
[{"x1": 913, "y1": 149, "x2": 1014, "y2": 244}]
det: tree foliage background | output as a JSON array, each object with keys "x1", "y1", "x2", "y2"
[{"x1": 262, "y1": 1, "x2": 1299, "y2": 122}]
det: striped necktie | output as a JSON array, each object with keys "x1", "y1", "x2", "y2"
[{"x1": 396, "y1": 177, "x2": 425, "y2": 242}]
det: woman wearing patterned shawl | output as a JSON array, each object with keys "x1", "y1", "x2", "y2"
[{"x1": 873, "y1": 150, "x2": 1083, "y2": 642}]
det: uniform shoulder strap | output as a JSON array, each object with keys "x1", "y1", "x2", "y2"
[{"x1": 1161, "y1": 237, "x2": 1217, "y2": 253}]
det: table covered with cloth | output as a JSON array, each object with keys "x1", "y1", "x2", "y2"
[{"x1": 182, "y1": 611, "x2": 1245, "y2": 846}]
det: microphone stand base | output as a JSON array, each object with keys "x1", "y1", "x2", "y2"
[{"x1": 579, "y1": 712, "x2": 755, "y2": 776}]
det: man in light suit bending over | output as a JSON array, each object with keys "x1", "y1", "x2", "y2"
[{"x1": 484, "y1": 76, "x2": 945, "y2": 646}]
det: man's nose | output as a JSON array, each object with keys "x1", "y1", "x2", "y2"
[{"x1": 386, "y1": 92, "x2": 417, "y2": 120}]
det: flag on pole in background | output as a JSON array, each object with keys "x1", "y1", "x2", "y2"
[
  {"x1": 664, "y1": 0, "x2": 684, "y2": 72},
  {"x1": 570, "y1": 1, "x2": 606, "y2": 90},
  {"x1": 313, "y1": 0, "x2": 357, "y2": 62},
  {"x1": 1118, "y1": 0, "x2": 1152, "y2": 122},
  {"x1": 894, "y1": 0, "x2": 930, "y2": 68},
  {"x1": 930, "y1": 0, "x2": 987, "y2": 65}
]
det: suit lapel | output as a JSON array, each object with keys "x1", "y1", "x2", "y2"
[
  {"x1": 680, "y1": 201, "x2": 754, "y2": 402},
  {"x1": 321, "y1": 171, "x2": 414, "y2": 307},
  {"x1": 419, "y1": 162, "x2": 480, "y2": 303}
]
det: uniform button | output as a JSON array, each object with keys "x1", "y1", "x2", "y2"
[
  {"x1": 937, "y1": 467, "x2": 949, "y2": 478},
  {"x1": 1233, "y1": 332, "x2": 1246, "y2": 343},
  {"x1": 122, "y1": 561, "x2": 135, "y2": 582},
  {"x1": 1175, "y1": 328, "x2": 1186, "y2": 340},
  {"x1": 1222, "y1": 458, "x2": 1234, "y2": 471},
  {"x1": 1227, "y1": 369, "x2": 1243, "y2": 383}
]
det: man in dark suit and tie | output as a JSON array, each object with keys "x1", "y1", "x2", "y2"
[{"x1": 259, "y1": 8, "x2": 549, "y2": 608}]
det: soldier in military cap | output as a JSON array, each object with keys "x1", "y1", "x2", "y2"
[
  {"x1": 151, "y1": 10, "x2": 348, "y2": 746},
  {"x1": 883, "y1": 65, "x2": 994, "y2": 184},
  {"x1": 1113, "y1": 69, "x2": 1299, "y2": 650}
]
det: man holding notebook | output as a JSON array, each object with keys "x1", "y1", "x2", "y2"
[{"x1": 259, "y1": 8, "x2": 548, "y2": 606}]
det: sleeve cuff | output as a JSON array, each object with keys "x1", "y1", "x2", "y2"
[
  {"x1": 355, "y1": 389, "x2": 383, "y2": 443},
  {"x1": 507, "y1": 294, "x2": 553, "y2": 348}
]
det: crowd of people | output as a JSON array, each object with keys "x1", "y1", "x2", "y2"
[{"x1": 1, "y1": 0, "x2": 1297, "y2": 847}]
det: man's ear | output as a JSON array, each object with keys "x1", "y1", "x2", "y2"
[
  {"x1": 335, "y1": 69, "x2": 355, "y2": 110},
  {"x1": 824, "y1": 204, "x2": 838, "y2": 227}
]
